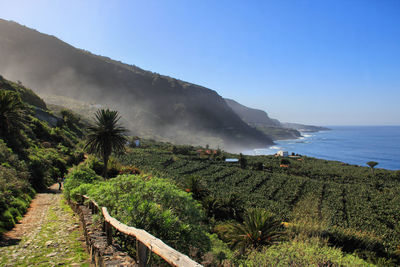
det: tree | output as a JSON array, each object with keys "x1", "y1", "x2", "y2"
[
  {"x1": 280, "y1": 158, "x2": 291, "y2": 166},
  {"x1": 85, "y1": 109, "x2": 128, "y2": 178},
  {"x1": 367, "y1": 161, "x2": 378, "y2": 175},
  {"x1": 0, "y1": 90, "x2": 26, "y2": 136},
  {"x1": 184, "y1": 175, "x2": 209, "y2": 200},
  {"x1": 215, "y1": 208, "x2": 285, "y2": 252},
  {"x1": 239, "y1": 153, "x2": 247, "y2": 169}
]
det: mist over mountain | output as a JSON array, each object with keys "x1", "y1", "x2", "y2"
[{"x1": 0, "y1": 19, "x2": 274, "y2": 151}]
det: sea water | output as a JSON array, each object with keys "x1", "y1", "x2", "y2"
[{"x1": 248, "y1": 126, "x2": 400, "y2": 170}]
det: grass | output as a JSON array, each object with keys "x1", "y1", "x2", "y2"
[{"x1": 0, "y1": 196, "x2": 90, "y2": 266}]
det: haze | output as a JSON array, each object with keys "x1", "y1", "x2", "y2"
[{"x1": 1, "y1": 0, "x2": 399, "y2": 126}]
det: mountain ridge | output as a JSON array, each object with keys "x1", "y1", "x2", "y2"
[
  {"x1": 0, "y1": 18, "x2": 273, "y2": 151},
  {"x1": 224, "y1": 98, "x2": 329, "y2": 140}
]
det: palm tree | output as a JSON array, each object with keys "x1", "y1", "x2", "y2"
[
  {"x1": 367, "y1": 161, "x2": 378, "y2": 175},
  {"x1": 85, "y1": 109, "x2": 128, "y2": 178},
  {"x1": 215, "y1": 208, "x2": 285, "y2": 252},
  {"x1": 184, "y1": 176, "x2": 209, "y2": 200},
  {"x1": 0, "y1": 90, "x2": 26, "y2": 136}
]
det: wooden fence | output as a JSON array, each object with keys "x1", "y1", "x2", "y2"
[{"x1": 79, "y1": 195, "x2": 202, "y2": 267}]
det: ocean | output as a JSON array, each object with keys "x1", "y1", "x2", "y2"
[{"x1": 247, "y1": 126, "x2": 400, "y2": 170}]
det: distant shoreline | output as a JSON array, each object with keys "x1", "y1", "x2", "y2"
[{"x1": 247, "y1": 126, "x2": 400, "y2": 171}]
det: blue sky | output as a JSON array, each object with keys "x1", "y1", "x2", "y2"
[{"x1": 1, "y1": 0, "x2": 399, "y2": 125}]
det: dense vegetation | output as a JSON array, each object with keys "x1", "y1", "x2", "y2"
[
  {"x1": 116, "y1": 140, "x2": 400, "y2": 265},
  {"x1": 63, "y1": 163, "x2": 212, "y2": 261},
  {"x1": 0, "y1": 76, "x2": 84, "y2": 233},
  {"x1": 1, "y1": 72, "x2": 398, "y2": 265}
]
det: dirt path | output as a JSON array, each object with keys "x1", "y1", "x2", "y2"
[{"x1": 0, "y1": 184, "x2": 91, "y2": 266}]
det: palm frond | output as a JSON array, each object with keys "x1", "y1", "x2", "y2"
[
  {"x1": 216, "y1": 208, "x2": 285, "y2": 252},
  {"x1": 84, "y1": 109, "x2": 128, "y2": 177}
]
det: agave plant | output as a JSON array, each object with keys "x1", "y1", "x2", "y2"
[
  {"x1": 0, "y1": 90, "x2": 26, "y2": 136},
  {"x1": 85, "y1": 109, "x2": 128, "y2": 178},
  {"x1": 215, "y1": 208, "x2": 285, "y2": 252}
]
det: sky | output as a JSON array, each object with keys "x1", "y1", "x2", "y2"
[{"x1": 1, "y1": 0, "x2": 399, "y2": 125}]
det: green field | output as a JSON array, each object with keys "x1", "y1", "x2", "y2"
[{"x1": 117, "y1": 141, "x2": 400, "y2": 264}]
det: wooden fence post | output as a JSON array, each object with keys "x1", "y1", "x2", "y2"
[
  {"x1": 105, "y1": 222, "x2": 112, "y2": 245},
  {"x1": 136, "y1": 240, "x2": 149, "y2": 267}
]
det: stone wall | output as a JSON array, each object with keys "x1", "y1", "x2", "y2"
[{"x1": 69, "y1": 201, "x2": 136, "y2": 267}]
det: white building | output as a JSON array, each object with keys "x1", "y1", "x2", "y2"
[{"x1": 277, "y1": 151, "x2": 289, "y2": 157}]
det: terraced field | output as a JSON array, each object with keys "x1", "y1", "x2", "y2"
[{"x1": 118, "y1": 144, "x2": 400, "y2": 259}]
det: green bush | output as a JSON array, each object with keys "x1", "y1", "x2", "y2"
[
  {"x1": 244, "y1": 237, "x2": 374, "y2": 267},
  {"x1": 74, "y1": 174, "x2": 211, "y2": 257},
  {"x1": 0, "y1": 210, "x2": 15, "y2": 231},
  {"x1": 63, "y1": 164, "x2": 102, "y2": 200},
  {"x1": 82, "y1": 156, "x2": 104, "y2": 176}
]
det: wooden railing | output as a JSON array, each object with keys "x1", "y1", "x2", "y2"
[{"x1": 79, "y1": 195, "x2": 202, "y2": 267}]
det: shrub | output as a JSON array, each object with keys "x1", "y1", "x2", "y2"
[
  {"x1": 280, "y1": 158, "x2": 291, "y2": 165},
  {"x1": 0, "y1": 210, "x2": 15, "y2": 231},
  {"x1": 77, "y1": 174, "x2": 211, "y2": 257},
  {"x1": 63, "y1": 164, "x2": 102, "y2": 200},
  {"x1": 215, "y1": 208, "x2": 285, "y2": 252},
  {"x1": 82, "y1": 156, "x2": 104, "y2": 176},
  {"x1": 244, "y1": 237, "x2": 374, "y2": 266}
]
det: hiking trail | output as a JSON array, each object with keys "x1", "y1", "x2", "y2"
[{"x1": 0, "y1": 184, "x2": 91, "y2": 266}]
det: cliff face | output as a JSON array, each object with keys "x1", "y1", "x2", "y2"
[
  {"x1": 224, "y1": 98, "x2": 280, "y2": 127},
  {"x1": 224, "y1": 98, "x2": 329, "y2": 140},
  {"x1": 0, "y1": 19, "x2": 273, "y2": 150},
  {"x1": 224, "y1": 98, "x2": 302, "y2": 140}
]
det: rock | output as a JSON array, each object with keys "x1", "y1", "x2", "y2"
[{"x1": 46, "y1": 252, "x2": 58, "y2": 257}]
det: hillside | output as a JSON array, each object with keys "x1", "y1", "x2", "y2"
[
  {"x1": 225, "y1": 98, "x2": 329, "y2": 140},
  {"x1": 0, "y1": 75, "x2": 84, "y2": 233},
  {"x1": 115, "y1": 140, "x2": 400, "y2": 265},
  {"x1": 0, "y1": 19, "x2": 273, "y2": 151},
  {"x1": 224, "y1": 98, "x2": 281, "y2": 127},
  {"x1": 224, "y1": 98, "x2": 301, "y2": 140},
  {"x1": 281, "y1": 122, "x2": 329, "y2": 132}
]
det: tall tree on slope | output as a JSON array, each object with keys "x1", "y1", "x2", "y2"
[{"x1": 85, "y1": 109, "x2": 128, "y2": 178}]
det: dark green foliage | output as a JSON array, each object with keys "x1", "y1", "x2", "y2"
[
  {"x1": 244, "y1": 237, "x2": 372, "y2": 266},
  {"x1": 27, "y1": 147, "x2": 68, "y2": 190},
  {"x1": 239, "y1": 153, "x2": 247, "y2": 169},
  {"x1": 0, "y1": 140, "x2": 34, "y2": 233},
  {"x1": 85, "y1": 109, "x2": 128, "y2": 178},
  {"x1": 59, "y1": 109, "x2": 84, "y2": 137},
  {"x1": 65, "y1": 171, "x2": 211, "y2": 257},
  {"x1": 117, "y1": 140, "x2": 400, "y2": 263},
  {"x1": 0, "y1": 90, "x2": 26, "y2": 136},
  {"x1": 171, "y1": 144, "x2": 193, "y2": 155},
  {"x1": 82, "y1": 155, "x2": 104, "y2": 176},
  {"x1": 184, "y1": 175, "x2": 209, "y2": 200},
  {"x1": 253, "y1": 162, "x2": 263, "y2": 171},
  {"x1": 280, "y1": 158, "x2": 291, "y2": 165},
  {"x1": 367, "y1": 161, "x2": 379, "y2": 174},
  {"x1": 0, "y1": 77, "x2": 84, "y2": 232},
  {"x1": 215, "y1": 209, "x2": 285, "y2": 252},
  {"x1": 0, "y1": 76, "x2": 46, "y2": 109},
  {"x1": 63, "y1": 164, "x2": 102, "y2": 200},
  {"x1": 203, "y1": 193, "x2": 245, "y2": 222}
]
